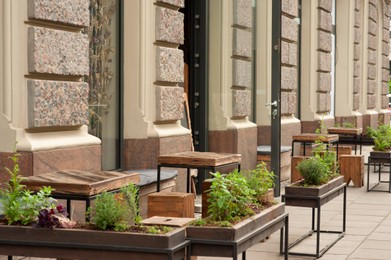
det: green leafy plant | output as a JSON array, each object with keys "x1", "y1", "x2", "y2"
[
  {"x1": 146, "y1": 225, "x2": 172, "y2": 234},
  {"x1": 0, "y1": 153, "x2": 56, "y2": 225},
  {"x1": 242, "y1": 162, "x2": 275, "y2": 203},
  {"x1": 87, "y1": 183, "x2": 141, "y2": 231},
  {"x1": 207, "y1": 170, "x2": 255, "y2": 223},
  {"x1": 367, "y1": 124, "x2": 391, "y2": 151}
]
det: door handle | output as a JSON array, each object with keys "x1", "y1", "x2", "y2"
[{"x1": 265, "y1": 101, "x2": 277, "y2": 107}]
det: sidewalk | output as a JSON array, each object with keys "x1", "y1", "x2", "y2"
[
  {"x1": 3, "y1": 146, "x2": 391, "y2": 260},
  {"x1": 195, "y1": 145, "x2": 391, "y2": 260}
]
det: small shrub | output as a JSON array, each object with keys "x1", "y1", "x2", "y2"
[
  {"x1": 296, "y1": 157, "x2": 329, "y2": 186},
  {"x1": 88, "y1": 183, "x2": 141, "y2": 231}
]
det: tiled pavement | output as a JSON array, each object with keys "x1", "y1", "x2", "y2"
[{"x1": 3, "y1": 145, "x2": 391, "y2": 260}]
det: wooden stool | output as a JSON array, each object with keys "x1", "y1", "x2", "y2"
[
  {"x1": 339, "y1": 155, "x2": 364, "y2": 187},
  {"x1": 147, "y1": 192, "x2": 194, "y2": 218}
]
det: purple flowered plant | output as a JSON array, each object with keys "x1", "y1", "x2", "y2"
[{"x1": 37, "y1": 205, "x2": 68, "y2": 229}]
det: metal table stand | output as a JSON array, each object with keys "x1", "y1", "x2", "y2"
[
  {"x1": 367, "y1": 156, "x2": 391, "y2": 193},
  {"x1": 282, "y1": 183, "x2": 346, "y2": 258}
]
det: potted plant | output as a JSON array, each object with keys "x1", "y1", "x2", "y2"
[
  {"x1": 0, "y1": 153, "x2": 188, "y2": 260},
  {"x1": 285, "y1": 141, "x2": 343, "y2": 197},
  {"x1": 367, "y1": 124, "x2": 391, "y2": 158},
  {"x1": 187, "y1": 165, "x2": 288, "y2": 258}
]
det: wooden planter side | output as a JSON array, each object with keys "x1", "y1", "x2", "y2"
[
  {"x1": 0, "y1": 225, "x2": 185, "y2": 249},
  {"x1": 370, "y1": 151, "x2": 391, "y2": 161},
  {"x1": 285, "y1": 175, "x2": 344, "y2": 197},
  {"x1": 186, "y1": 202, "x2": 285, "y2": 241}
]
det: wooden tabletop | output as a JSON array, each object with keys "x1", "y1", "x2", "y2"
[
  {"x1": 327, "y1": 127, "x2": 363, "y2": 135},
  {"x1": 21, "y1": 170, "x2": 140, "y2": 196},
  {"x1": 158, "y1": 151, "x2": 241, "y2": 167},
  {"x1": 292, "y1": 133, "x2": 339, "y2": 142}
]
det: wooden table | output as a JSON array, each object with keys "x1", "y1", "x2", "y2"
[
  {"x1": 21, "y1": 170, "x2": 140, "y2": 217},
  {"x1": 327, "y1": 127, "x2": 363, "y2": 154},
  {"x1": 157, "y1": 151, "x2": 241, "y2": 192},
  {"x1": 291, "y1": 133, "x2": 339, "y2": 157}
]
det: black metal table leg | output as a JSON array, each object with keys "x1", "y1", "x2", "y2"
[
  {"x1": 316, "y1": 202, "x2": 321, "y2": 258},
  {"x1": 186, "y1": 168, "x2": 190, "y2": 193},
  {"x1": 157, "y1": 165, "x2": 161, "y2": 192}
]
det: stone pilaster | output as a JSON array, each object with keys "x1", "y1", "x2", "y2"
[
  {"x1": 154, "y1": 2, "x2": 184, "y2": 124},
  {"x1": 281, "y1": 0, "x2": 299, "y2": 116},
  {"x1": 316, "y1": 0, "x2": 333, "y2": 114}
]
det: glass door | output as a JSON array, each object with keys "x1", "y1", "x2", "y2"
[{"x1": 87, "y1": 0, "x2": 121, "y2": 170}]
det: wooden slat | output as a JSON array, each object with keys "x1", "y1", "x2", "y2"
[
  {"x1": 158, "y1": 151, "x2": 241, "y2": 167},
  {"x1": 142, "y1": 216, "x2": 195, "y2": 227},
  {"x1": 292, "y1": 133, "x2": 339, "y2": 142},
  {"x1": 21, "y1": 170, "x2": 140, "y2": 196},
  {"x1": 327, "y1": 127, "x2": 363, "y2": 135}
]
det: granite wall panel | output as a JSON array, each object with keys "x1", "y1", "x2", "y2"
[
  {"x1": 156, "y1": 46, "x2": 184, "y2": 83},
  {"x1": 282, "y1": 15, "x2": 298, "y2": 42},
  {"x1": 155, "y1": 6, "x2": 184, "y2": 45},
  {"x1": 28, "y1": 27, "x2": 89, "y2": 75},
  {"x1": 282, "y1": 0, "x2": 298, "y2": 17},
  {"x1": 232, "y1": 89, "x2": 251, "y2": 117},
  {"x1": 281, "y1": 66, "x2": 297, "y2": 90},
  {"x1": 318, "y1": 9, "x2": 332, "y2": 32},
  {"x1": 155, "y1": 86, "x2": 184, "y2": 121},
  {"x1": 232, "y1": 59, "x2": 252, "y2": 88},
  {"x1": 27, "y1": 79, "x2": 89, "y2": 128},
  {"x1": 233, "y1": 0, "x2": 252, "y2": 28},
  {"x1": 28, "y1": 0, "x2": 89, "y2": 27},
  {"x1": 233, "y1": 28, "x2": 252, "y2": 58},
  {"x1": 318, "y1": 0, "x2": 332, "y2": 12},
  {"x1": 318, "y1": 72, "x2": 331, "y2": 92},
  {"x1": 157, "y1": 0, "x2": 185, "y2": 8},
  {"x1": 318, "y1": 30, "x2": 332, "y2": 52}
]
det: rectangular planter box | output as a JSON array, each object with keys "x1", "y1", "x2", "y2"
[
  {"x1": 0, "y1": 224, "x2": 187, "y2": 260},
  {"x1": 186, "y1": 202, "x2": 286, "y2": 257},
  {"x1": 285, "y1": 175, "x2": 344, "y2": 197},
  {"x1": 369, "y1": 151, "x2": 391, "y2": 165}
]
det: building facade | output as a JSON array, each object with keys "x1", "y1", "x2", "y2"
[{"x1": 0, "y1": 0, "x2": 390, "y2": 190}]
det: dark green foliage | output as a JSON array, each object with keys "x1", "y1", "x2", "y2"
[{"x1": 296, "y1": 157, "x2": 329, "y2": 186}]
